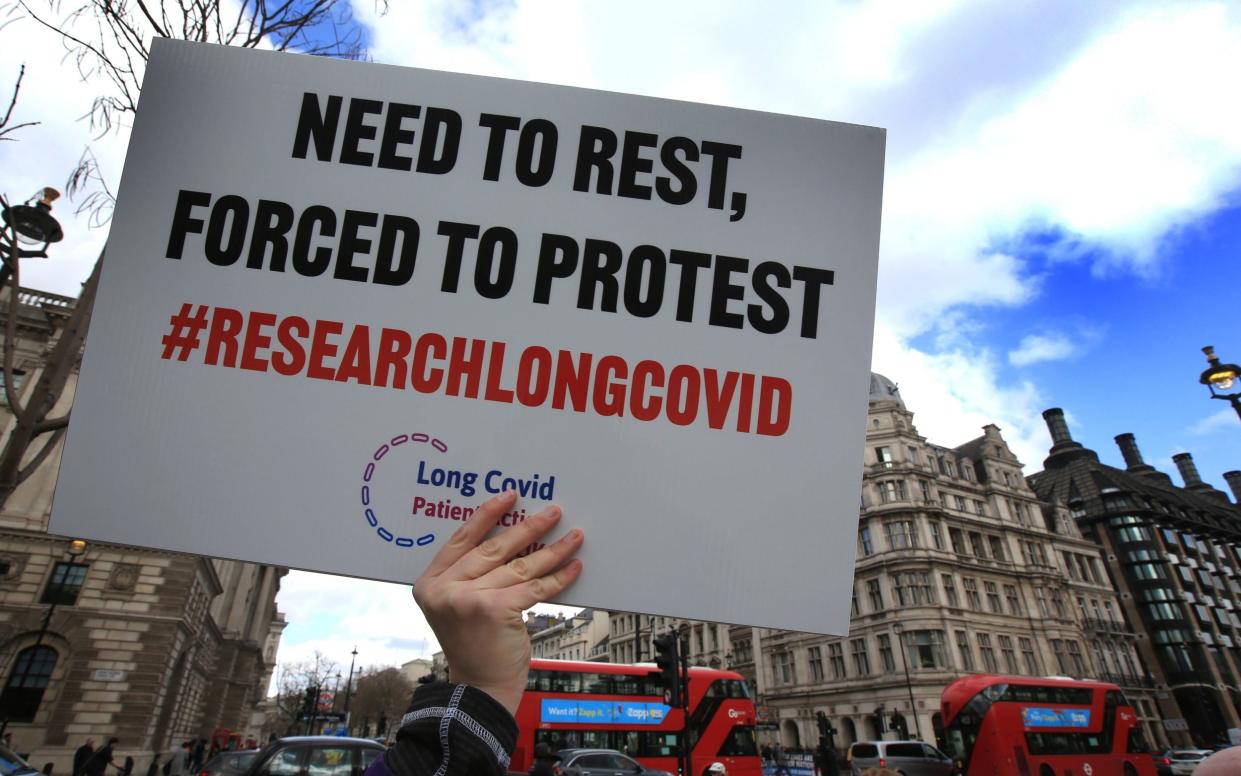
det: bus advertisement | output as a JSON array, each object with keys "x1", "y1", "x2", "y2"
[
  {"x1": 940, "y1": 674, "x2": 1155, "y2": 776},
  {"x1": 512, "y1": 658, "x2": 762, "y2": 776}
]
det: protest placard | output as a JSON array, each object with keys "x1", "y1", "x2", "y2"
[{"x1": 50, "y1": 39, "x2": 885, "y2": 634}]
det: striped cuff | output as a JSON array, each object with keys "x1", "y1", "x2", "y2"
[{"x1": 384, "y1": 682, "x2": 518, "y2": 776}]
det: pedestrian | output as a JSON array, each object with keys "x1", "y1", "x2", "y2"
[
  {"x1": 760, "y1": 742, "x2": 772, "y2": 765},
  {"x1": 707, "y1": 763, "x2": 728, "y2": 776},
  {"x1": 73, "y1": 739, "x2": 95, "y2": 776},
  {"x1": 772, "y1": 743, "x2": 790, "y2": 776},
  {"x1": 122, "y1": 757, "x2": 134, "y2": 776},
  {"x1": 170, "y1": 742, "x2": 191, "y2": 776},
  {"x1": 145, "y1": 755, "x2": 159, "y2": 776},
  {"x1": 190, "y1": 741, "x2": 206, "y2": 773},
  {"x1": 83, "y1": 738, "x2": 120, "y2": 776},
  {"x1": 526, "y1": 743, "x2": 557, "y2": 776}
]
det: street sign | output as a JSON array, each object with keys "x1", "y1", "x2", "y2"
[
  {"x1": 1162, "y1": 719, "x2": 1189, "y2": 731},
  {"x1": 50, "y1": 39, "x2": 885, "y2": 634}
]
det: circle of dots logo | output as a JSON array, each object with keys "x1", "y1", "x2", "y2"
[{"x1": 360, "y1": 433, "x2": 441, "y2": 548}]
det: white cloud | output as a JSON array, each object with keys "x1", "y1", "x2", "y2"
[
  {"x1": 1190, "y1": 408, "x2": 1240, "y2": 435},
  {"x1": 871, "y1": 323, "x2": 1050, "y2": 470},
  {"x1": 1006, "y1": 328, "x2": 1104, "y2": 367}
]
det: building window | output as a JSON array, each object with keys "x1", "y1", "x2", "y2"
[
  {"x1": 984, "y1": 581, "x2": 1003, "y2": 614},
  {"x1": 875, "y1": 446, "x2": 894, "y2": 467},
  {"x1": 859, "y1": 526, "x2": 874, "y2": 557},
  {"x1": 950, "y1": 528, "x2": 967, "y2": 555},
  {"x1": 866, "y1": 579, "x2": 884, "y2": 611},
  {"x1": 1051, "y1": 639, "x2": 1070, "y2": 674},
  {"x1": 1034, "y1": 587, "x2": 1050, "y2": 617},
  {"x1": 828, "y1": 643, "x2": 846, "y2": 679},
  {"x1": 0, "y1": 369, "x2": 26, "y2": 406},
  {"x1": 977, "y1": 634, "x2": 998, "y2": 672},
  {"x1": 879, "y1": 480, "x2": 907, "y2": 504},
  {"x1": 974, "y1": 500, "x2": 986, "y2": 515},
  {"x1": 0, "y1": 646, "x2": 57, "y2": 723},
  {"x1": 904, "y1": 630, "x2": 947, "y2": 670},
  {"x1": 988, "y1": 536, "x2": 1006, "y2": 562},
  {"x1": 969, "y1": 532, "x2": 987, "y2": 558},
  {"x1": 41, "y1": 563, "x2": 89, "y2": 606},
  {"x1": 1019, "y1": 637, "x2": 1041, "y2": 675},
  {"x1": 955, "y1": 631, "x2": 974, "y2": 671},
  {"x1": 884, "y1": 520, "x2": 917, "y2": 550},
  {"x1": 808, "y1": 646, "x2": 824, "y2": 682},
  {"x1": 942, "y1": 574, "x2": 959, "y2": 608},
  {"x1": 1063, "y1": 552, "x2": 1081, "y2": 581},
  {"x1": 998, "y1": 635, "x2": 1019, "y2": 673},
  {"x1": 1050, "y1": 588, "x2": 1067, "y2": 619},
  {"x1": 1066, "y1": 641, "x2": 1087, "y2": 676},
  {"x1": 878, "y1": 634, "x2": 895, "y2": 672},
  {"x1": 851, "y1": 639, "x2": 870, "y2": 676},
  {"x1": 772, "y1": 651, "x2": 795, "y2": 685},
  {"x1": 928, "y1": 521, "x2": 944, "y2": 550},
  {"x1": 963, "y1": 578, "x2": 982, "y2": 611},
  {"x1": 851, "y1": 585, "x2": 860, "y2": 616},
  {"x1": 955, "y1": 495, "x2": 967, "y2": 511},
  {"x1": 1004, "y1": 585, "x2": 1024, "y2": 616},
  {"x1": 891, "y1": 572, "x2": 936, "y2": 606},
  {"x1": 919, "y1": 479, "x2": 932, "y2": 502},
  {"x1": 907, "y1": 446, "x2": 920, "y2": 465}
]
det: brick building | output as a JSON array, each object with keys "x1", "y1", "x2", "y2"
[{"x1": 1028, "y1": 407, "x2": 1241, "y2": 746}]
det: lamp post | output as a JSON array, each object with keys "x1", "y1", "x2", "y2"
[
  {"x1": 891, "y1": 623, "x2": 923, "y2": 740},
  {"x1": 1199, "y1": 346, "x2": 1241, "y2": 421},
  {"x1": 0, "y1": 188, "x2": 64, "y2": 294},
  {"x1": 343, "y1": 646, "x2": 358, "y2": 732},
  {"x1": 34, "y1": 538, "x2": 87, "y2": 647}
]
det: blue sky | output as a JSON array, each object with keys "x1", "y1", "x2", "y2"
[{"x1": 0, "y1": 0, "x2": 1238, "y2": 674}]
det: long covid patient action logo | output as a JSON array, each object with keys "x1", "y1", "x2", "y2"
[{"x1": 359, "y1": 432, "x2": 557, "y2": 552}]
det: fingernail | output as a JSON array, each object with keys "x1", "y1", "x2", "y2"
[
  {"x1": 541, "y1": 506, "x2": 562, "y2": 520},
  {"x1": 498, "y1": 490, "x2": 517, "y2": 502},
  {"x1": 558, "y1": 528, "x2": 581, "y2": 544}
]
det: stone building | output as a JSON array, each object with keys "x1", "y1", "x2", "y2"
[
  {"x1": 530, "y1": 610, "x2": 609, "y2": 662},
  {"x1": 0, "y1": 286, "x2": 285, "y2": 769},
  {"x1": 606, "y1": 613, "x2": 729, "y2": 669},
  {"x1": 1028, "y1": 408, "x2": 1241, "y2": 746},
  {"x1": 729, "y1": 376, "x2": 1162, "y2": 752}
]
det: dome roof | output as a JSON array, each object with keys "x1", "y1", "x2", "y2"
[{"x1": 869, "y1": 372, "x2": 904, "y2": 407}]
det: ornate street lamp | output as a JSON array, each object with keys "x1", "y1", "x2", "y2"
[
  {"x1": 0, "y1": 187, "x2": 65, "y2": 293},
  {"x1": 1199, "y1": 346, "x2": 1241, "y2": 420},
  {"x1": 34, "y1": 538, "x2": 88, "y2": 647}
]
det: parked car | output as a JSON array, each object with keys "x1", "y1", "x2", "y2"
[
  {"x1": 1164, "y1": 749, "x2": 1212, "y2": 776},
  {"x1": 242, "y1": 737, "x2": 385, "y2": 776},
  {"x1": 848, "y1": 740, "x2": 955, "y2": 776},
  {"x1": 0, "y1": 743, "x2": 38, "y2": 776},
  {"x1": 553, "y1": 749, "x2": 674, "y2": 776},
  {"x1": 201, "y1": 749, "x2": 261, "y2": 776}
]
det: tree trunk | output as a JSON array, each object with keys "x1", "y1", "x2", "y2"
[{"x1": 0, "y1": 251, "x2": 102, "y2": 509}]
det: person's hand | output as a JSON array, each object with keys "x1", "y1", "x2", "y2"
[{"x1": 412, "y1": 490, "x2": 584, "y2": 715}]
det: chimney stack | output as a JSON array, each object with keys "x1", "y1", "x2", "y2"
[
  {"x1": 1172, "y1": 453, "x2": 1211, "y2": 491},
  {"x1": 1043, "y1": 408, "x2": 1073, "y2": 445},
  {"x1": 1040, "y1": 408, "x2": 1097, "y2": 469},
  {"x1": 1114, "y1": 434, "x2": 1151, "y2": 471},
  {"x1": 1225, "y1": 471, "x2": 1241, "y2": 503}
]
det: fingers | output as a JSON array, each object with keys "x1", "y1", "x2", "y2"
[
  {"x1": 474, "y1": 526, "x2": 584, "y2": 590},
  {"x1": 444, "y1": 504, "x2": 563, "y2": 582},
  {"x1": 419, "y1": 491, "x2": 516, "y2": 579},
  {"x1": 498, "y1": 557, "x2": 584, "y2": 611}
]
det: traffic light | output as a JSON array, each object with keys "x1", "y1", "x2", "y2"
[
  {"x1": 890, "y1": 711, "x2": 908, "y2": 738},
  {"x1": 301, "y1": 686, "x2": 317, "y2": 716},
  {"x1": 872, "y1": 708, "x2": 886, "y2": 734},
  {"x1": 653, "y1": 633, "x2": 681, "y2": 707}
]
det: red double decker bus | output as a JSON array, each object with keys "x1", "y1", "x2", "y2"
[
  {"x1": 940, "y1": 674, "x2": 1155, "y2": 776},
  {"x1": 511, "y1": 658, "x2": 761, "y2": 776}
]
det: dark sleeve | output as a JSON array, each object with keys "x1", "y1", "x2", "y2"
[{"x1": 372, "y1": 682, "x2": 518, "y2": 776}]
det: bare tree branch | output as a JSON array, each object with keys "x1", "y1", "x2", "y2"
[
  {"x1": 0, "y1": 64, "x2": 41, "y2": 141},
  {"x1": 17, "y1": 425, "x2": 65, "y2": 481}
]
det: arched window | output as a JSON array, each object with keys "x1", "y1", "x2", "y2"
[{"x1": 0, "y1": 645, "x2": 58, "y2": 722}]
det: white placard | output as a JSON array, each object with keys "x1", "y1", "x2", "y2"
[
  {"x1": 92, "y1": 668, "x2": 126, "y2": 682},
  {"x1": 50, "y1": 39, "x2": 884, "y2": 634}
]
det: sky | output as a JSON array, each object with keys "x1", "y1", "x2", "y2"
[{"x1": 1, "y1": 0, "x2": 1239, "y2": 679}]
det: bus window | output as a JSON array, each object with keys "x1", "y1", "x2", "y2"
[
  {"x1": 717, "y1": 726, "x2": 758, "y2": 757},
  {"x1": 1127, "y1": 728, "x2": 1152, "y2": 754}
]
